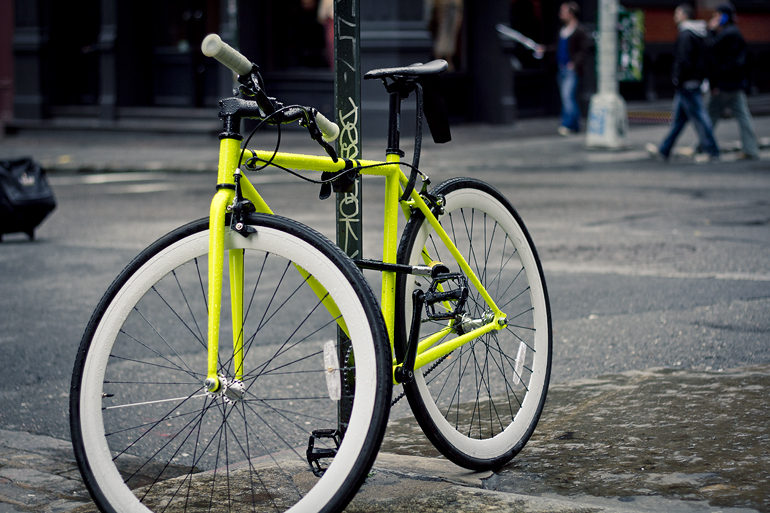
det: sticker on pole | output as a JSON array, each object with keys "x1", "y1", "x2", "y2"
[
  {"x1": 323, "y1": 340, "x2": 341, "y2": 401},
  {"x1": 513, "y1": 341, "x2": 526, "y2": 385}
]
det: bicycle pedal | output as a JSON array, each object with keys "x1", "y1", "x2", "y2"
[
  {"x1": 424, "y1": 273, "x2": 468, "y2": 320},
  {"x1": 306, "y1": 429, "x2": 341, "y2": 477}
]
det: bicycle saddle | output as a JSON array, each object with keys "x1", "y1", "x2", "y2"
[
  {"x1": 365, "y1": 59, "x2": 451, "y2": 145},
  {"x1": 364, "y1": 60, "x2": 448, "y2": 80}
]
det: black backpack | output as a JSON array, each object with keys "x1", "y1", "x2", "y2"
[{"x1": 0, "y1": 158, "x2": 57, "y2": 241}]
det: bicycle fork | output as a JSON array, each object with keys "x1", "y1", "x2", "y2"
[
  {"x1": 205, "y1": 210, "x2": 248, "y2": 394},
  {"x1": 203, "y1": 139, "x2": 351, "y2": 395},
  {"x1": 205, "y1": 136, "x2": 254, "y2": 395}
]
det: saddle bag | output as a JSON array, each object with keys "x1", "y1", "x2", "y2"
[{"x1": 0, "y1": 157, "x2": 57, "y2": 241}]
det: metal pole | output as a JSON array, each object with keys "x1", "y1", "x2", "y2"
[
  {"x1": 586, "y1": 0, "x2": 628, "y2": 149},
  {"x1": 597, "y1": 0, "x2": 618, "y2": 96},
  {"x1": 334, "y1": 0, "x2": 361, "y2": 437}
]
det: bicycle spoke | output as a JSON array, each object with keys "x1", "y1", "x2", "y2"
[
  {"x1": 165, "y1": 275, "x2": 207, "y2": 349},
  {"x1": 115, "y1": 328, "x2": 202, "y2": 381},
  {"x1": 195, "y1": 257, "x2": 208, "y2": 314},
  {"x1": 243, "y1": 293, "x2": 332, "y2": 380},
  {"x1": 231, "y1": 403, "x2": 292, "y2": 510},
  {"x1": 131, "y1": 307, "x2": 197, "y2": 377}
]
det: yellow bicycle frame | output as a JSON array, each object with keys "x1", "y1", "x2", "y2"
[{"x1": 205, "y1": 140, "x2": 508, "y2": 389}]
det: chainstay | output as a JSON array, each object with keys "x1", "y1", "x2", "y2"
[{"x1": 391, "y1": 353, "x2": 450, "y2": 406}]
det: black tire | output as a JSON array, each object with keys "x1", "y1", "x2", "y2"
[
  {"x1": 395, "y1": 178, "x2": 552, "y2": 470},
  {"x1": 71, "y1": 214, "x2": 391, "y2": 513}
]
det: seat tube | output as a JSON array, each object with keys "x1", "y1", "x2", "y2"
[
  {"x1": 387, "y1": 90, "x2": 402, "y2": 156},
  {"x1": 381, "y1": 89, "x2": 404, "y2": 348},
  {"x1": 206, "y1": 135, "x2": 241, "y2": 391},
  {"x1": 381, "y1": 153, "x2": 402, "y2": 348}
]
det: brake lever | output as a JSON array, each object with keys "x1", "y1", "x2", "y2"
[
  {"x1": 238, "y1": 70, "x2": 276, "y2": 116},
  {"x1": 319, "y1": 139, "x2": 339, "y2": 162},
  {"x1": 305, "y1": 115, "x2": 339, "y2": 162},
  {"x1": 239, "y1": 74, "x2": 338, "y2": 162}
]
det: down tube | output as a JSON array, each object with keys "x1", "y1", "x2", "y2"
[
  {"x1": 236, "y1": 172, "x2": 351, "y2": 339},
  {"x1": 381, "y1": 154, "x2": 403, "y2": 349}
]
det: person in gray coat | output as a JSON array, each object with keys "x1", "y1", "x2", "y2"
[{"x1": 705, "y1": 3, "x2": 759, "y2": 160}]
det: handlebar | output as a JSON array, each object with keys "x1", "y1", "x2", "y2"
[
  {"x1": 202, "y1": 34, "x2": 253, "y2": 76},
  {"x1": 315, "y1": 111, "x2": 340, "y2": 142},
  {"x1": 201, "y1": 34, "x2": 340, "y2": 143}
]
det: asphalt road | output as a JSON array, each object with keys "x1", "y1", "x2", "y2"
[{"x1": 0, "y1": 123, "x2": 768, "y2": 444}]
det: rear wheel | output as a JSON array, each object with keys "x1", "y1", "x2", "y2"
[
  {"x1": 71, "y1": 214, "x2": 391, "y2": 513},
  {"x1": 396, "y1": 178, "x2": 551, "y2": 470}
]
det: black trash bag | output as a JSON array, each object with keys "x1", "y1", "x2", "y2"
[{"x1": 0, "y1": 157, "x2": 57, "y2": 241}]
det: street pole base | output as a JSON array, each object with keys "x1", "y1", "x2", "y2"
[{"x1": 586, "y1": 93, "x2": 629, "y2": 150}]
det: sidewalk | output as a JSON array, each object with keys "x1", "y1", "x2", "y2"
[
  {"x1": 0, "y1": 115, "x2": 768, "y2": 174},
  {"x1": 0, "y1": 366, "x2": 767, "y2": 513}
]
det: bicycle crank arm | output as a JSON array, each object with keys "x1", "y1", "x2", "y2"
[{"x1": 394, "y1": 289, "x2": 425, "y2": 384}]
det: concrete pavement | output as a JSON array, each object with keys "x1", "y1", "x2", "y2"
[
  {"x1": 1, "y1": 116, "x2": 769, "y2": 512},
  {"x1": 1, "y1": 365, "x2": 767, "y2": 513}
]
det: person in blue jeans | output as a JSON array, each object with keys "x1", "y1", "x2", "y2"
[
  {"x1": 537, "y1": 2, "x2": 589, "y2": 136},
  {"x1": 649, "y1": 4, "x2": 720, "y2": 161}
]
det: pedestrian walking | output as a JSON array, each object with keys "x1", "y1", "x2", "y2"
[
  {"x1": 705, "y1": 3, "x2": 759, "y2": 160},
  {"x1": 536, "y1": 2, "x2": 589, "y2": 136},
  {"x1": 428, "y1": 0, "x2": 464, "y2": 71},
  {"x1": 647, "y1": 4, "x2": 720, "y2": 162}
]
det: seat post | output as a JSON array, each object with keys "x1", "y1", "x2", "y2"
[{"x1": 387, "y1": 90, "x2": 405, "y2": 157}]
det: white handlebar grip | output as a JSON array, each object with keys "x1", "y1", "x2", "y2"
[
  {"x1": 315, "y1": 112, "x2": 340, "y2": 143},
  {"x1": 201, "y1": 34, "x2": 252, "y2": 76}
]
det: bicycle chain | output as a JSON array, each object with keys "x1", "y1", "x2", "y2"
[
  {"x1": 390, "y1": 353, "x2": 450, "y2": 407},
  {"x1": 343, "y1": 346, "x2": 356, "y2": 398},
  {"x1": 343, "y1": 331, "x2": 452, "y2": 408}
]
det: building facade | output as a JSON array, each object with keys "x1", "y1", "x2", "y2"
[{"x1": 4, "y1": 0, "x2": 770, "y2": 136}]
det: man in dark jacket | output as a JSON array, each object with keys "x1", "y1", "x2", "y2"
[
  {"x1": 706, "y1": 3, "x2": 759, "y2": 160},
  {"x1": 648, "y1": 4, "x2": 720, "y2": 161}
]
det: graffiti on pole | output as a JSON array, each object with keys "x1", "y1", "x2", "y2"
[
  {"x1": 336, "y1": 96, "x2": 360, "y2": 257},
  {"x1": 335, "y1": 0, "x2": 362, "y2": 260}
]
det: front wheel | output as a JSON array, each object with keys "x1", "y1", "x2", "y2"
[
  {"x1": 71, "y1": 214, "x2": 391, "y2": 513},
  {"x1": 396, "y1": 178, "x2": 552, "y2": 470}
]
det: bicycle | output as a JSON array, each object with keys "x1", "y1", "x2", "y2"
[{"x1": 70, "y1": 34, "x2": 552, "y2": 513}]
